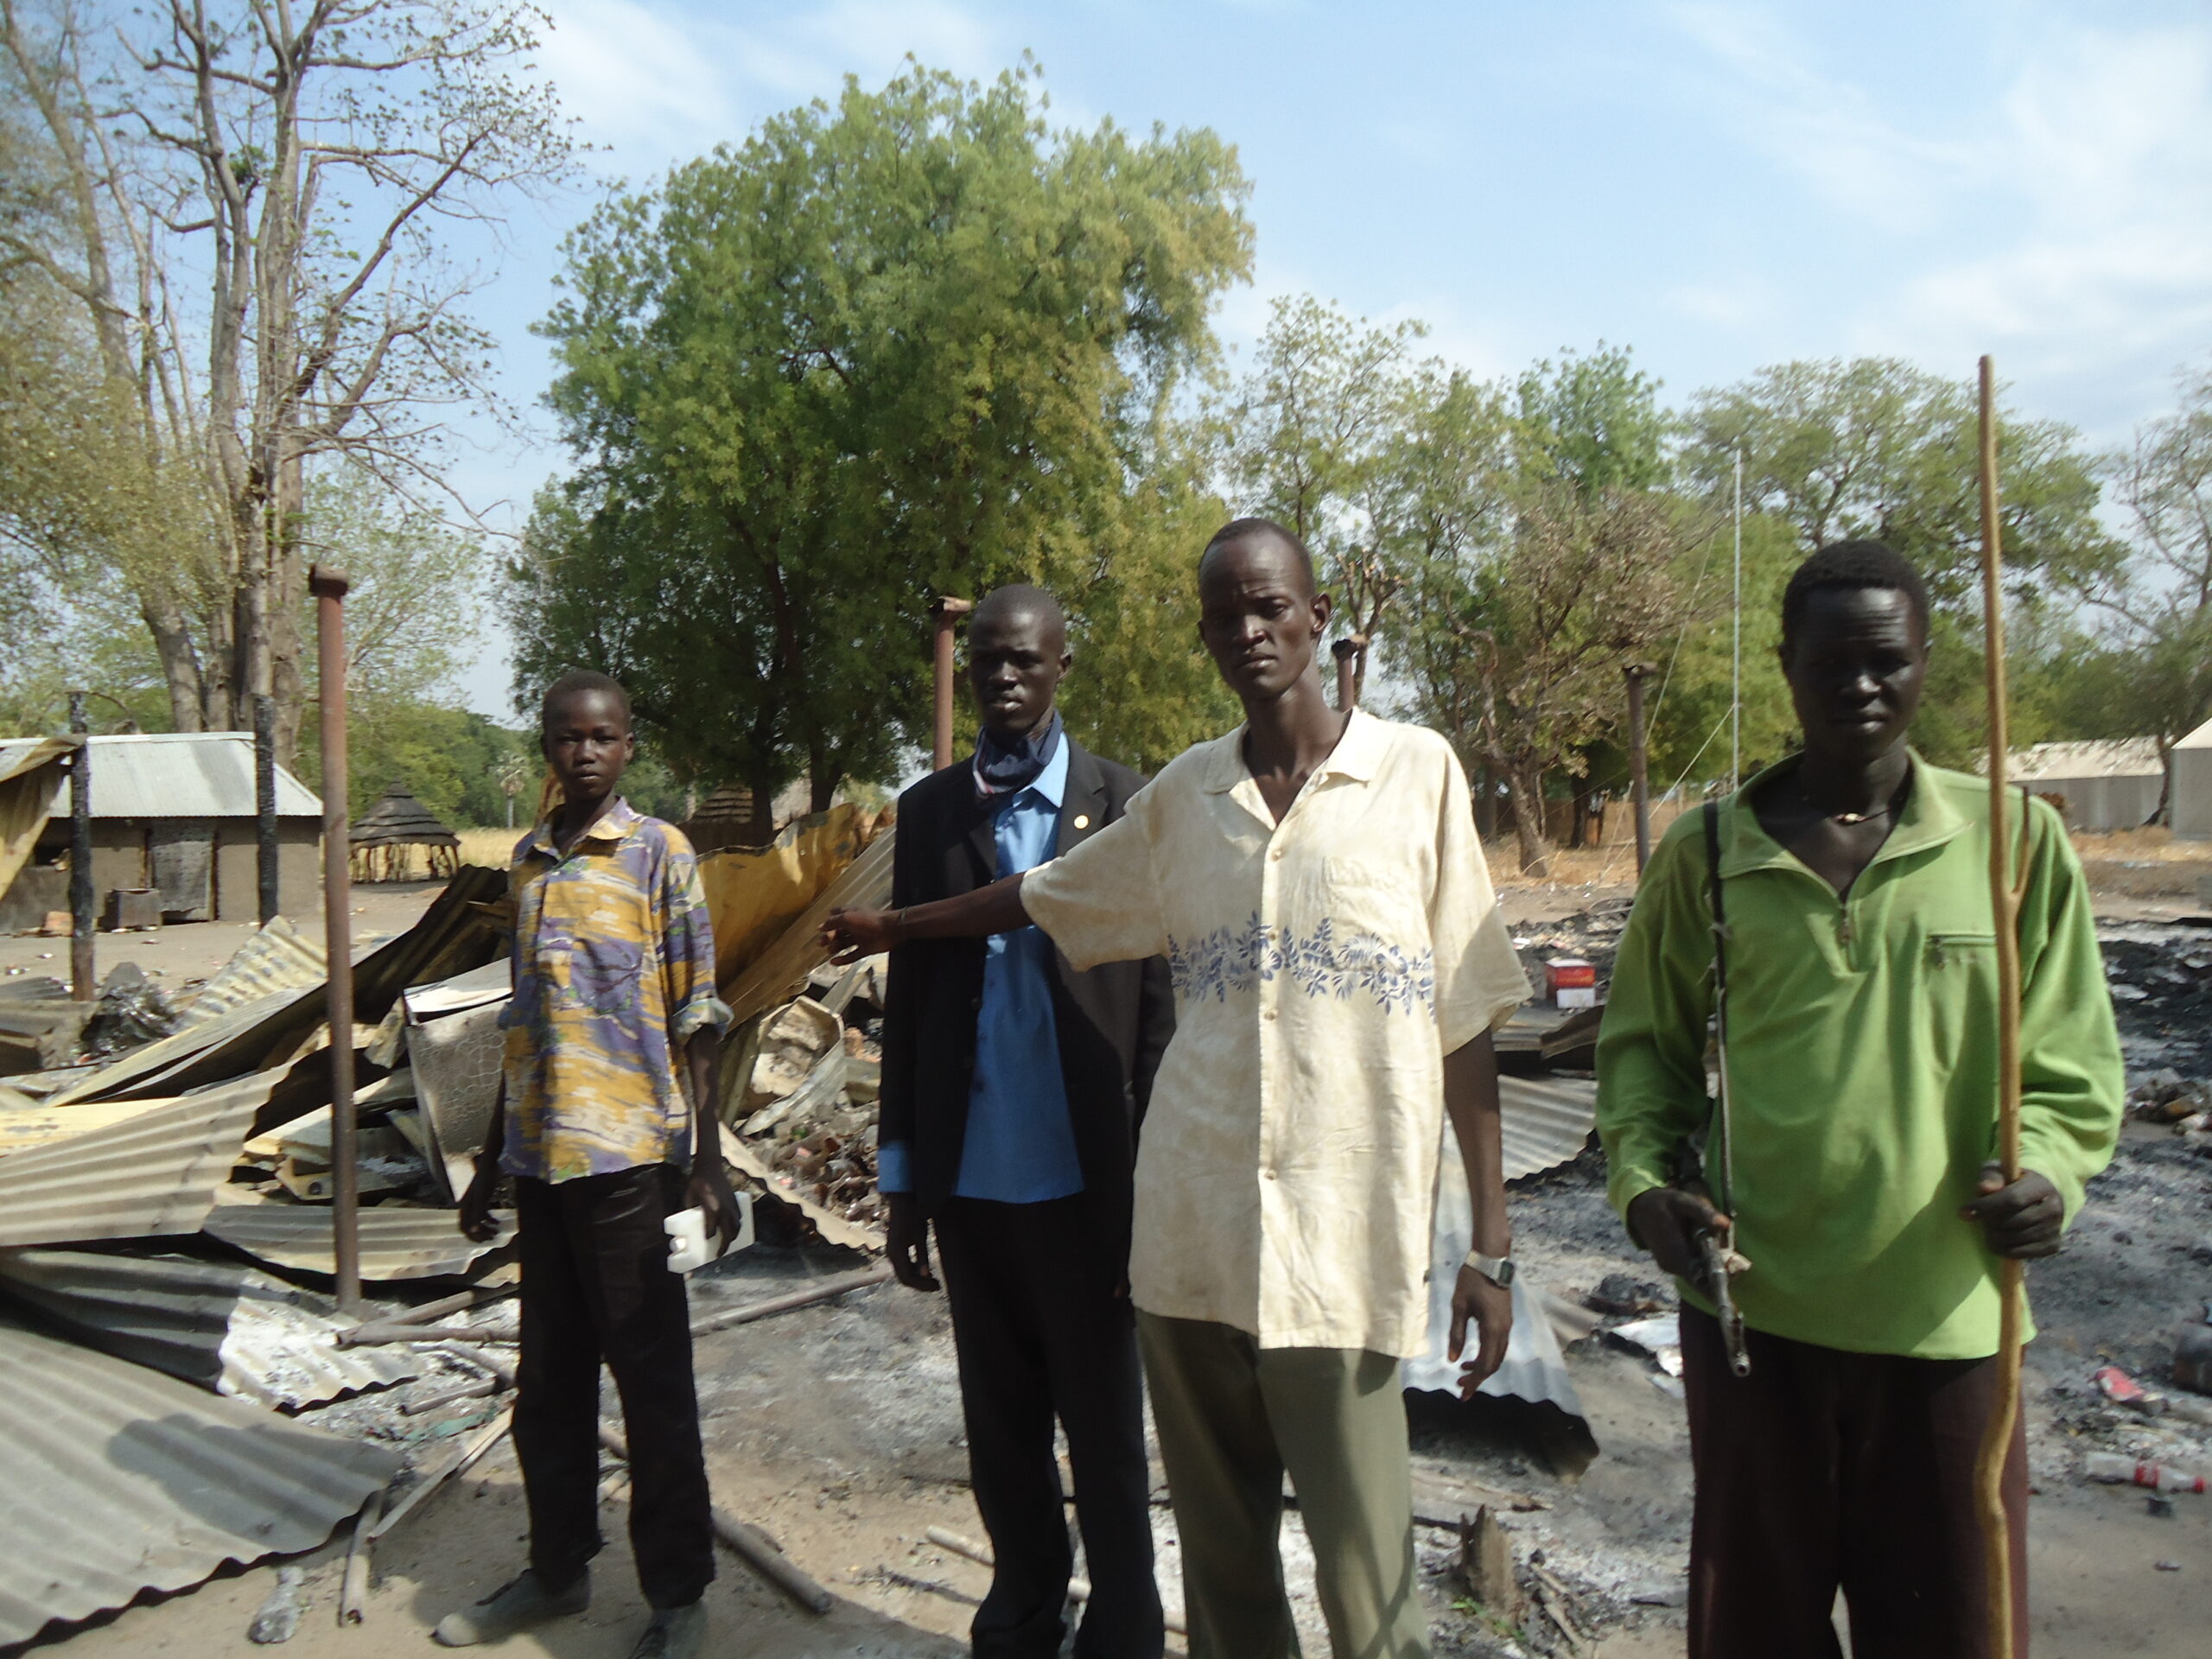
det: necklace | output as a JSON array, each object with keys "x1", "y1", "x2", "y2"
[{"x1": 1800, "y1": 785, "x2": 1894, "y2": 826}]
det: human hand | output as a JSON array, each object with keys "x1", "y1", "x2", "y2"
[
  {"x1": 885, "y1": 1193, "x2": 938, "y2": 1291},
  {"x1": 1450, "y1": 1265, "x2": 1513, "y2": 1397},
  {"x1": 688, "y1": 1155, "x2": 743, "y2": 1254},
  {"x1": 458, "y1": 1157, "x2": 502, "y2": 1242},
  {"x1": 1960, "y1": 1164, "x2": 2064, "y2": 1259},
  {"x1": 1626, "y1": 1186, "x2": 1730, "y2": 1281},
  {"x1": 823, "y1": 906, "x2": 897, "y2": 964}
]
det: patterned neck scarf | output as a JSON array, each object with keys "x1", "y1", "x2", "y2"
[{"x1": 973, "y1": 709, "x2": 1063, "y2": 800}]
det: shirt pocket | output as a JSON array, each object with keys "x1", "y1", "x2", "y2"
[
  {"x1": 554, "y1": 936, "x2": 647, "y2": 1017},
  {"x1": 1925, "y1": 931, "x2": 1997, "y2": 969}
]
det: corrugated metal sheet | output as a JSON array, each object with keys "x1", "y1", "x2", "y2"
[
  {"x1": 1498, "y1": 1075, "x2": 1597, "y2": 1182},
  {"x1": 0, "y1": 1317, "x2": 401, "y2": 1645},
  {"x1": 0, "y1": 1247, "x2": 418, "y2": 1408},
  {"x1": 54, "y1": 864, "x2": 506, "y2": 1108},
  {"x1": 183, "y1": 916, "x2": 327, "y2": 1025},
  {"x1": 0, "y1": 1094, "x2": 173, "y2": 1156},
  {"x1": 203, "y1": 1198, "x2": 515, "y2": 1281},
  {"x1": 0, "y1": 1073, "x2": 274, "y2": 1246},
  {"x1": 64, "y1": 731, "x2": 321, "y2": 818},
  {"x1": 0, "y1": 736, "x2": 75, "y2": 787},
  {"x1": 1405, "y1": 1122, "x2": 1584, "y2": 1418}
]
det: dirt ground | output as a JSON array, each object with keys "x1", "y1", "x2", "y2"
[{"x1": 12, "y1": 834, "x2": 2212, "y2": 1658}]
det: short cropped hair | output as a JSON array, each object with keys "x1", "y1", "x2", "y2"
[
  {"x1": 1781, "y1": 541, "x2": 1931, "y2": 651},
  {"x1": 539, "y1": 669, "x2": 632, "y2": 726},
  {"x1": 1199, "y1": 517, "x2": 1318, "y2": 594}
]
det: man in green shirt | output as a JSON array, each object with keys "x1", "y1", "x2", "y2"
[{"x1": 1598, "y1": 541, "x2": 2122, "y2": 1659}]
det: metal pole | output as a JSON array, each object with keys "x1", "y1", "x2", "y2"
[
  {"x1": 67, "y1": 690, "x2": 93, "y2": 1000},
  {"x1": 1974, "y1": 357, "x2": 2024, "y2": 1659},
  {"x1": 1731, "y1": 446, "x2": 1743, "y2": 792},
  {"x1": 254, "y1": 693, "x2": 279, "y2": 925},
  {"x1": 1332, "y1": 639, "x2": 1359, "y2": 712},
  {"x1": 930, "y1": 596, "x2": 973, "y2": 772},
  {"x1": 1624, "y1": 664, "x2": 1654, "y2": 874},
  {"x1": 311, "y1": 565, "x2": 360, "y2": 1313}
]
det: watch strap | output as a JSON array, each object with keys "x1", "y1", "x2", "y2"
[{"x1": 1462, "y1": 1249, "x2": 1516, "y2": 1287}]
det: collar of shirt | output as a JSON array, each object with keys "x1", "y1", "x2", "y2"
[
  {"x1": 522, "y1": 796, "x2": 645, "y2": 861},
  {"x1": 1718, "y1": 749, "x2": 1971, "y2": 883},
  {"x1": 986, "y1": 727, "x2": 1071, "y2": 815},
  {"x1": 1200, "y1": 708, "x2": 1386, "y2": 827}
]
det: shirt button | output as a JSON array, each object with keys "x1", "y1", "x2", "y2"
[
  {"x1": 1269, "y1": 848, "x2": 1283, "y2": 861},
  {"x1": 1262, "y1": 1008, "x2": 1277, "y2": 1022},
  {"x1": 1264, "y1": 1167, "x2": 1278, "y2": 1180}
]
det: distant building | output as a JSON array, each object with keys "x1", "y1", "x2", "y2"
[
  {"x1": 0, "y1": 732, "x2": 321, "y2": 931},
  {"x1": 2006, "y1": 739, "x2": 2166, "y2": 833},
  {"x1": 2173, "y1": 716, "x2": 2212, "y2": 842}
]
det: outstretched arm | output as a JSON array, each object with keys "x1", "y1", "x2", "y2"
[{"x1": 823, "y1": 872, "x2": 1031, "y2": 960}]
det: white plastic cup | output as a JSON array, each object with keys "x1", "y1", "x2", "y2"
[{"x1": 664, "y1": 1206, "x2": 712, "y2": 1274}]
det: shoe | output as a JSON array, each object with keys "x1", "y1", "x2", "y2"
[
  {"x1": 627, "y1": 1600, "x2": 707, "y2": 1659},
  {"x1": 432, "y1": 1568, "x2": 591, "y2": 1646}
]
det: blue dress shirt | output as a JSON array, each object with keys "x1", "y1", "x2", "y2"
[{"x1": 877, "y1": 739, "x2": 1084, "y2": 1203}]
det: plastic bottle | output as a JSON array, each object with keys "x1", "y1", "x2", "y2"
[{"x1": 2082, "y1": 1452, "x2": 2208, "y2": 1495}]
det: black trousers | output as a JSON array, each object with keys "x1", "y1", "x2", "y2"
[
  {"x1": 1681, "y1": 1305, "x2": 2028, "y2": 1659},
  {"x1": 513, "y1": 1164, "x2": 714, "y2": 1611},
  {"x1": 934, "y1": 1196, "x2": 1164, "y2": 1659}
]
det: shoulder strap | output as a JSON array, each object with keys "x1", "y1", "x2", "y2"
[{"x1": 1703, "y1": 799, "x2": 1727, "y2": 995}]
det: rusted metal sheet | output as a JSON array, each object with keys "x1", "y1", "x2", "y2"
[
  {"x1": 0, "y1": 1073, "x2": 274, "y2": 1246},
  {"x1": 723, "y1": 827, "x2": 896, "y2": 1027},
  {"x1": 1498, "y1": 1075, "x2": 1597, "y2": 1183},
  {"x1": 0, "y1": 1317, "x2": 400, "y2": 1646},
  {"x1": 202, "y1": 1198, "x2": 515, "y2": 1281},
  {"x1": 0, "y1": 1247, "x2": 418, "y2": 1408}
]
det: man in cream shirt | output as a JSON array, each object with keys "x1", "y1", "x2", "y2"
[{"x1": 830, "y1": 518, "x2": 1529, "y2": 1659}]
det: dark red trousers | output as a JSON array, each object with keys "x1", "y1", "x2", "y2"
[{"x1": 1681, "y1": 1306, "x2": 2028, "y2": 1659}]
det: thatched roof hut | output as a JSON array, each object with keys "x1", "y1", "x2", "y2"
[{"x1": 349, "y1": 783, "x2": 460, "y2": 881}]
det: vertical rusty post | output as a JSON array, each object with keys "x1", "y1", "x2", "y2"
[
  {"x1": 1624, "y1": 664, "x2": 1654, "y2": 875},
  {"x1": 311, "y1": 565, "x2": 360, "y2": 1312},
  {"x1": 254, "y1": 693, "x2": 280, "y2": 924},
  {"x1": 1332, "y1": 639, "x2": 1360, "y2": 712},
  {"x1": 67, "y1": 690, "x2": 93, "y2": 1000},
  {"x1": 931, "y1": 596, "x2": 974, "y2": 772}
]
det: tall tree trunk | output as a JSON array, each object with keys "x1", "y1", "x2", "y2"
[
  {"x1": 142, "y1": 596, "x2": 206, "y2": 732},
  {"x1": 1504, "y1": 760, "x2": 1552, "y2": 877},
  {"x1": 1473, "y1": 764, "x2": 1497, "y2": 841}
]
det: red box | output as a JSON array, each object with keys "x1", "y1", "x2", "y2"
[{"x1": 1547, "y1": 957, "x2": 1598, "y2": 1009}]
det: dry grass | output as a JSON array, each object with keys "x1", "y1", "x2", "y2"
[
  {"x1": 457, "y1": 826, "x2": 522, "y2": 868},
  {"x1": 2070, "y1": 826, "x2": 2212, "y2": 864}
]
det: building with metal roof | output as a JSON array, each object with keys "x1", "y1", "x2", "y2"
[
  {"x1": 0, "y1": 732, "x2": 321, "y2": 930},
  {"x1": 2006, "y1": 737, "x2": 2166, "y2": 833},
  {"x1": 2174, "y1": 715, "x2": 2212, "y2": 841}
]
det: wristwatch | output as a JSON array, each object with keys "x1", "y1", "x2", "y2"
[{"x1": 1462, "y1": 1250, "x2": 1516, "y2": 1287}]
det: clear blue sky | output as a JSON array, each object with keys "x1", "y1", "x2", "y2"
[{"x1": 448, "y1": 0, "x2": 2212, "y2": 715}]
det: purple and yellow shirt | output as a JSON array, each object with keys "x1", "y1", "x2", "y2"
[{"x1": 499, "y1": 798, "x2": 730, "y2": 1182}]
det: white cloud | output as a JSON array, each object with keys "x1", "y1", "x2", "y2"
[
  {"x1": 1668, "y1": 4, "x2": 2212, "y2": 434},
  {"x1": 538, "y1": 0, "x2": 1007, "y2": 177}
]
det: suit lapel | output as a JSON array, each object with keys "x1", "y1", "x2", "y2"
[
  {"x1": 1057, "y1": 742, "x2": 1110, "y2": 857},
  {"x1": 958, "y1": 772, "x2": 1000, "y2": 883}
]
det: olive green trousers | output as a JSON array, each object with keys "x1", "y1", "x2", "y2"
[{"x1": 1136, "y1": 1313, "x2": 1429, "y2": 1659}]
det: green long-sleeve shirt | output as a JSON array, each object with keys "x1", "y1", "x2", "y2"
[{"x1": 1596, "y1": 754, "x2": 2123, "y2": 1359}]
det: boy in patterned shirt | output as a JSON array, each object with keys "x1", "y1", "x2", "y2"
[{"x1": 438, "y1": 671, "x2": 737, "y2": 1659}]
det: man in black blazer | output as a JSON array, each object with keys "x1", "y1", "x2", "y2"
[{"x1": 878, "y1": 584, "x2": 1174, "y2": 1659}]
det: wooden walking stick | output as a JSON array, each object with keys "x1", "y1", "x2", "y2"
[{"x1": 1974, "y1": 353, "x2": 2025, "y2": 1657}]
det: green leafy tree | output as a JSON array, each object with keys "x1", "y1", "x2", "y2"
[
  {"x1": 1680, "y1": 358, "x2": 2121, "y2": 610},
  {"x1": 1227, "y1": 295, "x2": 1433, "y2": 699},
  {"x1": 512, "y1": 63, "x2": 1252, "y2": 806}
]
